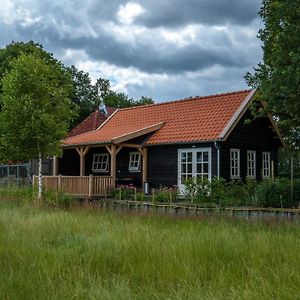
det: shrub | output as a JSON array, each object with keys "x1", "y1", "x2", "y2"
[
  {"x1": 255, "y1": 178, "x2": 300, "y2": 208},
  {"x1": 109, "y1": 185, "x2": 135, "y2": 200},
  {"x1": 42, "y1": 190, "x2": 76, "y2": 208}
]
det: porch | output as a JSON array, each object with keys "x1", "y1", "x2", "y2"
[{"x1": 34, "y1": 175, "x2": 114, "y2": 197}]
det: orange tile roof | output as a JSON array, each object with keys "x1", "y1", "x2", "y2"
[
  {"x1": 68, "y1": 107, "x2": 116, "y2": 137},
  {"x1": 63, "y1": 90, "x2": 254, "y2": 146}
]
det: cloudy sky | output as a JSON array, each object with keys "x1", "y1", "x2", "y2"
[{"x1": 0, "y1": 0, "x2": 262, "y2": 102}]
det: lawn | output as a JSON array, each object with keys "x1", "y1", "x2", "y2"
[{"x1": 0, "y1": 199, "x2": 300, "y2": 299}]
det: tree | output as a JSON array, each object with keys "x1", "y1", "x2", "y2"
[
  {"x1": 68, "y1": 66, "x2": 98, "y2": 126},
  {"x1": 0, "y1": 54, "x2": 76, "y2": 198},
  {"x1": 245, "y1": 0, "x2": 300, "y2": 147},
  {"x1": 0, "y1": 41, "x2": 65, "y2": 94}
]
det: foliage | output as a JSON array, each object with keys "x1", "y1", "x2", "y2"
[
  {"x1": 1, "y1": 201, "x2": 300, "y2": 299},
  {"x1": 245, "y1": 0, "x2": 300, "y2": 147},
  {"x1": 255, "y1": 178, "x2": 300, "y2": 208},
  {"x1": 0, "y1": 42, "x2": 154, "y2": 129},
  {"x1": 278, "y1": 148, "x2": 300, "y2": 178},
  {"x1": 109, "y1": 185, "x2": 135, "y2": 200},
  {"x1": 0, "y1": 53, "x2": 76, "y2": 161},
  {"x1": 183, "y1": 177, "x2": 300, "y2": 208},
  {"x1": 42, "y1": 190, "x2": 76, "y2": 208}
]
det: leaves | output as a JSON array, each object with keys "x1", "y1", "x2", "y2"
[
  {"x1": 245, "y1": 0, "x2": 300, "y2": 148},
  {"x1": 0, "y1": 54, "x2": 76, "y2": 161}
]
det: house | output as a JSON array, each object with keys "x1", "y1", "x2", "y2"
[{"x1": 50, "y1": 89, "x2": 284, "y2": 195}]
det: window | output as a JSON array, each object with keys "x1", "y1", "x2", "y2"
[
  {"x1": 262, "y1": 152, "x2": 271, "y2": 178},
  {"x1": 178, "y1": 148, "x2": 211, "y2": 193},
  {"x1": 247, "y1": 150, "x2": 256, "y2": 178},
  {"x1": 129, "y1": 152, "x2": 141, "y2": 172},
  {"x1": 92, "y1": 154, "x2": 109, "y2": 172},
  {"x1": 230, "y1": 149, "x2": 240, "y2": 179}
]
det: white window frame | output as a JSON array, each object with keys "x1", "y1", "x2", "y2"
[
  {"x1": 230, "y1": 148, "x2": 240, "y2": 179},
  {"x1": 247, "y1": 150, "x2": 256, "y2": 178},
  {"x1": 262, "y1": 151, "x2": 271, "y2": 179},
  {"x1": 128, "y1": 152, "x2": 141, "y2": 172},
  {"x1": 177, "y1": 148, "x2": 211, "y2": 193},
  {"x1": 92, "y1": 153, "x2": 109, "y2": 173}
]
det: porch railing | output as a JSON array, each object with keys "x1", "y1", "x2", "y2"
[{"x1": 33, "y1": 175, "x2": 114, "y2": 197}]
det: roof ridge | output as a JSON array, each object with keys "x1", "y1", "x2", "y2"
[
  {"x1": 69, "y1": 110, "x2": 98, "y2": 134},
  {"x1": 118, "y1": 89, "x2": 253, "y2": 112}
]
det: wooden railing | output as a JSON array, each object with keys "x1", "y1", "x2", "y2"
[{"x1": 33, "y1": 175, "x2": 114, "y2": 197}]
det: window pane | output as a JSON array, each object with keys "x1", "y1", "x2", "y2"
[
  {"x1": 196, "y1": 163, "x2": 202, "y2": 173},
  {"x1": 187, "y1": 152, "x2": 193, "y2": 162},
  {"x1": 203, "y1": 152, "x2": 208, "y2": 162},
  {"x1": 197, "y1": 152, "x2": 202, "y2": 163},
  {"x1": 181, "y1": 153, "x2": 186, "y2": 162},
  {"x1": 203, "y1": 163, "x2": 208, "y2": 174},
  {"x1": 187, "y1": 163, "x2": 192, "y2": 173}
]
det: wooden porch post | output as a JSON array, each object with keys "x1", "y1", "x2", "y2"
[
  {"x1": 76, "y1": 147, "x2": 90, "y2": 176},
  {"x1": 105, "y1": 144, "x2": 117, "y2": 188},
  {"x1": 52, "y1": 156, "x2": 58, "y2": 176}
]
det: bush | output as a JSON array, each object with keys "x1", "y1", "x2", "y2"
[
  {"x1": 109, "y1": 185, "x2": 135, "y2": 200},
  {"x1": 255, "y1": 178, "x2": 300, "y2": 208},
  {"x1": 42, "y1": 190, "x2": 76, "y2": 208}
]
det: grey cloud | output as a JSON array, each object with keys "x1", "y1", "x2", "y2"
[
  {"x1": 135, "y1": 0, "x2": 261, "y2": 28},
  {"x1": 0, "y1": 0, "x2": 262, "y2": 101}
]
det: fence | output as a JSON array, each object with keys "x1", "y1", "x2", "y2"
[{"x1": 33, "y1": 175, "x2": 114, "y2": 197}]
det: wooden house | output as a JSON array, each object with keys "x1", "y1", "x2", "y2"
[{"x1": 45, "y1": 90, "x2": 284, "y2": 197}]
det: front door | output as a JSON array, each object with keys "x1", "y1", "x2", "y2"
[{"x1": 178, "y1": 148, "x2": 211, "y2": 193}]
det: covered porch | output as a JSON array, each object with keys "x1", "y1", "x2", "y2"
[{"x1": 40, "y1": 123, "x2": 165, "y2": 197}]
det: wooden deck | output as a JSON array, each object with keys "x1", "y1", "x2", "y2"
[{"x1": 34, "y1": 175, "x2": 114, "y2": 197}]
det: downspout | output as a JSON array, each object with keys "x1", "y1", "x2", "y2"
[{"x1": 214, "y1": 141, "x2": 220, "y2": 179}]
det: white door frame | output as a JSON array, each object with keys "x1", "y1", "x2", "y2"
[{"x1": 177, "y1": 147, "x2": 212, "y2": 193}]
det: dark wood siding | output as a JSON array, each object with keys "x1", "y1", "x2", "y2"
[
  {"x1": 59, "y1": 149, "x2": 80, "y2": 176},
  {"x1": 147, "y1": 143, "x2": 217, "y2": 188},
  {"x1": 116, "y1": 147, "x2": 142, "y2": 186},
  {"x1": 220, "y1": 111, "x2": 281, "y2": 180}
]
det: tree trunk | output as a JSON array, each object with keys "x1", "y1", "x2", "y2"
[{"x1": 38, "y1": 152, "x2": 42, "y2": 199}]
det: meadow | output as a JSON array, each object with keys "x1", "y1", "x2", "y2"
[{"x1": 0, "y1": 198, "x2": 300, "y2": 299}]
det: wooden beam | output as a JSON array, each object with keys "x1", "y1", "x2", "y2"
[
  {"x1": 52, "y1": 156, "x2": 58, "y2": 176},
  {"x1": 116, "y1": 145, "x2": 124, "y2": 155},
  {"x1": 113, "y1": 122, "x2": 164, "y2": 144},
  {"x1": 120, "y1": 143, "x2": 142, "y2": 149},
  {"x1": 76, "y1": 147, "x2": 90, "y2": 177},
  {"x1": 105, "y1": 145, "x2": 112, "y2": 155}
]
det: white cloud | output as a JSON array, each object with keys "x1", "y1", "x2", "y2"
[{"x1": 117, "y1": 2, "x2": 145, "y2": 24}]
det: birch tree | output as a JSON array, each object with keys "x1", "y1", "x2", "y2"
[{"x1": 0, "y1": 53, "x2": 76, "y2": 198}]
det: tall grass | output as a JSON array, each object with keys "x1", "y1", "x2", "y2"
[{"x1": 0, "y1": 200, "x2": 300, "y2": 299}]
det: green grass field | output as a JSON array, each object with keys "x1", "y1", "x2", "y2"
[{"x1": 1, "y1": 199, "x2": 300, "y2": 299}]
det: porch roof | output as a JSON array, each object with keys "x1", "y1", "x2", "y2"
[{"x1": 63, "y1": 89, "x2": 256, "y2": 147}]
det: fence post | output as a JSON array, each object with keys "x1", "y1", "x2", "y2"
[
  {"x1": 152, "y1": 188, "x2": 155, "y2": 203},
  {"x1": 58, "y1": 174, "x2": 62, "y2": 191},
  {"x1": 134, "y1": 187, "x2": 137, "y2": 201},
  {"x1": 89, "y1": 174, "x2": 93, "y2": 197}
]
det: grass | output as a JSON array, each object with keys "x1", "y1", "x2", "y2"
[{"x1": 0, "y1": 198, "x2": 300, "y2": 299}]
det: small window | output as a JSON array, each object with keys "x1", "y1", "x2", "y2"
[
  {"x1": 129, "y1": 152, "x2": 141, "y2": 172},
  {"x1": 262, "y1": 152, "x2": 271, "y2": 178},
  {"x1": 247, "y1": 150, "x2": 256, "y2": 178},
  {"x1": 92, "y1": 154, "x2": 109, "y2": 173},
  {"x1": 230, "y1": 149, "x2": 240, "y2": 179}
]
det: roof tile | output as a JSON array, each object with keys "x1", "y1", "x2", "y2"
[{"x1": 64, "y1": 90, "x2": 253, "y2": 146}]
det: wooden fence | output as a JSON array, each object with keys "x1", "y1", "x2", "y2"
[{"x1": 33, "y1": 175, "x2": 114, "y2": 197}]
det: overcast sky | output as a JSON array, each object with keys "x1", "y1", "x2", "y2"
[{"x1": 0, "y1": 0, "x2": 262, "y2": 102}]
